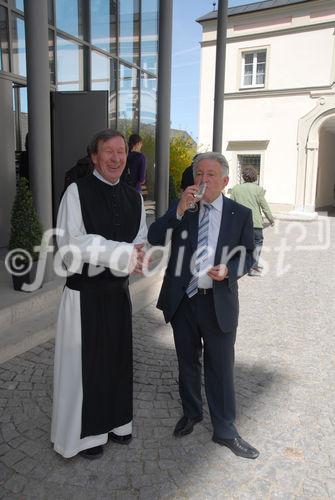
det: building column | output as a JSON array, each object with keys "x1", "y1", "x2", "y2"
[
  {"x1": 212, "y1": 0, "x2": 228, "y2": 153},
  {"x1": 24, "y1": 0, "x2": 53, "y2": 278},
  {"x1": 304, "y1": 142, "x2": 319, "y2": 213},
  {"x1": 155, "y1": 0, "x2": 173, "y2": 217}
]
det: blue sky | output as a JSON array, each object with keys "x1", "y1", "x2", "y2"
[{"x1": 171, "y1": 0, "x2": 258, "y2": 140}]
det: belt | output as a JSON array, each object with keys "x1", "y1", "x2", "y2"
[{"x1": 197, "y1": 288, "x2": 213, "y2": 296}]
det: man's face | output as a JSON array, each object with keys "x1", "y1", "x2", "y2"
[
  {"x1": 92, "y1": 136, "x2": 127, "y2": 183},
  {"x1": 194, "y1": 159, "x2": 229, "y2": 203}
]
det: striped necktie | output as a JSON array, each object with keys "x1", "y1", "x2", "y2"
[{"x1": 186, "y1": 203, "x2": 212, "y2": 298}]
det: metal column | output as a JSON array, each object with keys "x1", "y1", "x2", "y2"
[
  {"x1": 24, "y1": 0, "x2": 53, "y2": 279},
  {"x1": 155, "y1": 0, "x2": 173, "y2": 218},
  {"x1": 212, "y1": 0, "x2": 228, "y2": 153}
]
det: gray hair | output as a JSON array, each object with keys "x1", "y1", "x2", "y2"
[{"x1": 192, "y1": 152, "x2": 229, "y2": 178}]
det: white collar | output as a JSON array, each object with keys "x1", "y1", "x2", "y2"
[
  {"x1": 200, "y1": 193, "x2": 223, "y2": 212},
  {"x1": 93, "y1": 169, "x2": 120, "y2": 186}
]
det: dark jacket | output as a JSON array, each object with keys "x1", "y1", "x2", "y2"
[{"x1": 148, "y1": 195, "x2": 254, "y2": 332}]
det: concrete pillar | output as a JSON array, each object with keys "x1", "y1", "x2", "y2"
[
  {"x1": 24, "y1": 0, "x2": 53, "y2": 279},
  {"x1": 155, "y1": 0, "x2": 173, "y2": 217},
  {"x1": 212, "y1": 0, "x2": 228, "y2": 153}
]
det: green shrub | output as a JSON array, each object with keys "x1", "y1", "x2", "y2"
[
  {"x1": 169, "y1": 135, "x2": 197, "y2": 199},
  {"x1": 9, "y1": 178, "x2": 43, "y2": 262}
]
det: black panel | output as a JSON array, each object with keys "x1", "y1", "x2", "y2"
[{"x1": 51, "y1": 91, "x2": 108, "y2": 221}]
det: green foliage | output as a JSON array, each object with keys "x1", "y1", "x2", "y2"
[
  {"x1": 9, "y1": 178, "x2": 43, "y2": 261},
  {"x1": 169, "y1": 135, "x2": 197, "y2": 199}
]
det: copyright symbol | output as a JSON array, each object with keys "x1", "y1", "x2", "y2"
[{"x1": 5, "y1": 249, "x2": 33, "y2": 276}]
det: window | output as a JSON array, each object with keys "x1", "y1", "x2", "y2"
[
  {"x1": 12, "y1": 15, "x2": 26, "y2": 76},
  {"x1": 55, "y1": 0, "x2": 83, "y2": 39},
  {"x1": 119, "y1": 0, "x2": 140, "y2": 66},
  {"x1": 118, "y1": 63, "x2": 138, "y2": 134},
  {"x1": 141, "y1": 0, "x2": 158, "y2": 74},
  {"x1": 0, "y1": 6, "x2": 9, "y2": 72},
  {"x1": 241, "y1": 50, "x2": 266, "y2": 88},
  {"x1": 56, "y1": 36, "x2": 84, "y2": 90},
  {"x1": 237, "y1": 155, "x2": 261, "y2": 184},
  {"x1": 90, "y1": 0, "x2": 117, "y2": 55}
]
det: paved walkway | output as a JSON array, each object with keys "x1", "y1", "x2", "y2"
[{"x1": 0, "y1": 218, "x2": 334, "y2": 499}]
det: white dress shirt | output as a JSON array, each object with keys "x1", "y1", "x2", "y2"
[{"x1": 197, "y1": 194, "x2": 223, "y2": 289}]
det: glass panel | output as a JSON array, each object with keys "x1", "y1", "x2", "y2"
[
  {"x1": 118, "y1": 63, "x2": 138, "y2": 135},
  {"x1": 56, "y1": 36, "x2": 84, "y2": 90},
  {"x1": 244, "y1": 52, "x2": 253, "y2": 64},
  {"x1": 256, "y1": 71, "x2": 265, "y2": 85},
  {"x1": 109, "y1": 58, "x2": 117, "y2": 129},
  {"x1": 257, "y1": 51, "x2": 266, "y2": 63},
  {"x1": 237, "y1": 155, "x2": 260, "y2": 184},
  {"x1": 15, "y1": 0, "x2": 24, "y2": 12},
  {"x1": 48, "y1": 0, "x2": 54, "y2": 25},
  {"x1": 49, "y1": 29, "x2": 55, "y2": 84},
  {"x1": 140, "y1": 72, "x2": 156, "y2": 125},
  {"x1": 91, "y1": 50, "x2": 110, "y2": 90},
  {"x1": 244, "y1": 64, "x2": 253, "y2": 75},
  {"x1": 91, "y1": 0, "x2": 117, "y2": 55},
  {"x1": 119, "y1": 0, "x2": 139, "y2": 66},
  {"x1": 243, "y1": 73, "x2": 252, "y2": 86},
  {"x1": 19, "y1": 87, "x2": 28, "y2": 150},
  {"x1": 12, "y1": 15, "x2": 26, "y2": 76},
  {"x1": 55, "y1": 0, "x2": 83, "y2": 39},
  {"x1": 141, "y1": 0, "x2": 158, "y2": 74},
  {"x1": 140, "y1": 72, "x2": 157, "y2": 200},
  {"x1": 0, "y1": 6, "x2": 9, "y2": 72}
]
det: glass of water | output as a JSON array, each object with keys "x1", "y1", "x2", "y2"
[{"x1": 188, "y1": 181, "x2": 206, "y2": 212}]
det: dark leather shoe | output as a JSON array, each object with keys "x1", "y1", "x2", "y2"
[
  {"x1": 109, "y1": 432, "x2": 132, "y2": 445},
  {"x1": 173, "y1": 415, "x2": 203, "y2": 437},
  {"x1": 79, "y1": 445, "x2": 103, "y2": 459},
  {"x1": 212, "y1": 436, "x2": 259, "y2": 459}
]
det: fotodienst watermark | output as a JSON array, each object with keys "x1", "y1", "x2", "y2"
[{"x1": 4, "y1": 217, "x2": 331, "y2": 292}]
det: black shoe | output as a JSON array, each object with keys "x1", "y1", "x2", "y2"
[
  {"x1": 79, "y1": 445, "x2": 103, "y2": 459},
  {"x1": 109, "y1": 432, "x2": 132, "y2": 445},
  {"x1": 173, "y1": 415, "x2": 203, "y2": 437},
  {"x1": 212, "y1": 436, "x2": 259, "y2": 459}
]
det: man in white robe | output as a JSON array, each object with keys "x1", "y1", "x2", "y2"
[{"x1": 51, "y1": 129, "x2": 147, "y2": 459}]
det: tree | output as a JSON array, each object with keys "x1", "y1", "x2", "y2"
[{"x1": 169, "y1": 134, "x2": 197, "y2": 199}]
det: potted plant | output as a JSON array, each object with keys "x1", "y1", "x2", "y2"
[{"x1": 8, "y1": 177, "x2": 43, "y2": 291}]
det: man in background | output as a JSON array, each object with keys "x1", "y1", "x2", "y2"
[{"x1": 230, "y1": 166, "x2": 274, "y2": 276}]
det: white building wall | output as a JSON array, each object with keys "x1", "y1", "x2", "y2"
[
  {"x1": 222, "y1": 95, "x2": 316, "y2": 205},
  {"x1": 198, "y1": 1, "x2": 335, "y2": 213},
  {"x1": 225, "y1": 27, "x2": 335, "y2": 92}
]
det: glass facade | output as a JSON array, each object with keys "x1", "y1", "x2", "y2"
[
  {"x1": 56, "y1": 36, "x2": 84, "y2": 91},
  {"x1": 0, "y1": 0, "x2": 159, "y2": 199},
  {"x1": 0, "y1": 6, "x2": 9, "y2": 72},
  {"x1": 55, "y1": 0, "x2": 84, "y2": 39},
  {"x1": 119, "y1": 0, "x2": 140, "y2": 66},
  {"x1": 91, "y1": 0, "x2": 117, "y2": 55},
  {"x1": 12, "y1": 15, "x2": 26, "y2": 76},
  {"x1": 14, "y1": 0, "x2": 24, "y2": 12},
  {"x1": 141, "y1": 0, "x2": 158, "y2": 74}
]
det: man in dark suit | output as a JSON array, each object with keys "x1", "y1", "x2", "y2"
[{"x1": 148, "y1": 152, "x2": 259, "y2": 459}]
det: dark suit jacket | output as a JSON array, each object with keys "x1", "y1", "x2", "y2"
[{"x1": 147, "y1": 195, "x2": 254, "y2": 332}]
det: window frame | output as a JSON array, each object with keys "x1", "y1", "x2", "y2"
[{"x1": 239, "y1": 46, "x2": 269, "y2": 90}]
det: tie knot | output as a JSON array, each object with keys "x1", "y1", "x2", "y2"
[{"x1": 203, "y1": 203, "x2": 212, "y2": 213}]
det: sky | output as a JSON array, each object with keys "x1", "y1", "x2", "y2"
[{"x1": 171, "y1": 0, "x2": 259, "y2": 141}]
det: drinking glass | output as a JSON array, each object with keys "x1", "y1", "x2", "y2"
[{"x1": 188, "y1": 181, "x2": 206, "y2": 212}]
